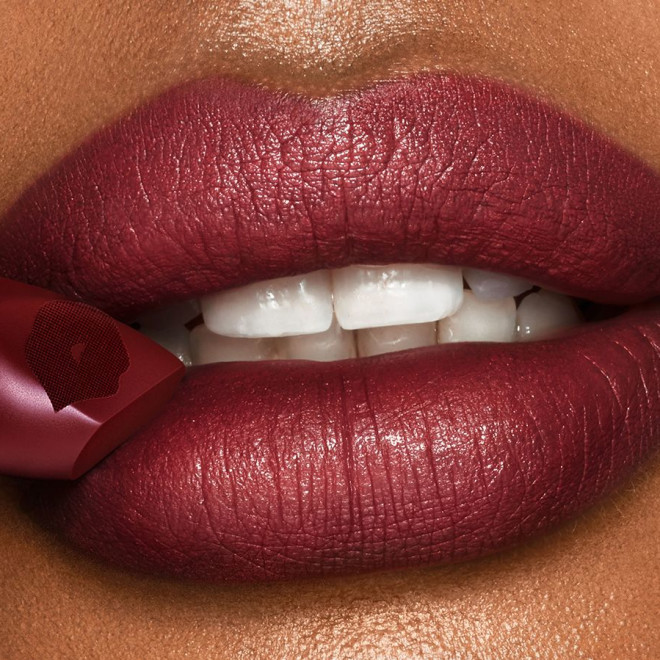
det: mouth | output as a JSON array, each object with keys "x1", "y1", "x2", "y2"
[{"x1": 1, "y1": 73, "x2": 659, "y2": 583}]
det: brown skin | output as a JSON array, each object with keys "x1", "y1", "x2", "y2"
[{"x1": 1, "y1": 1, "x2": 658, "y2": 657}]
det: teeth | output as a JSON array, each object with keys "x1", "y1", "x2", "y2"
[
  {"x1": 281, "y1": 319, "x2": 356, "y2": 361},
  {"x1": 190, "y1": 325, "x2": 278, "y2": 363},
  {"x1": 516, "y1": 291, "x2": 581, "y2": 341},
  {"x1": 141, "y1": 265, "x2": 593, "y2": 365},
  {"x1": 332, "y1": 264, "x2": 463, "y2": 330},
  {"x1": 357, "y1": 322, "x2": 436, "y2": 357},
  {"x1": 201, "y1": 270, "x2": 334, "y2": 338},
  {"x1": 438, "y1": 292, "x2": 517, "y2": 343},
  {"x1": 463, "y1": 268, "x2": 533, "y2": 300}
]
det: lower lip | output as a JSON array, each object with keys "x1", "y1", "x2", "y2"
[{"x1": 29, "y1": 305, "x2": 660, "y2": 582}]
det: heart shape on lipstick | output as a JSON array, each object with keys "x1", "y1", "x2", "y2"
[{"x1": 25, "y1": 300, "x2": 130, "y2": 412}]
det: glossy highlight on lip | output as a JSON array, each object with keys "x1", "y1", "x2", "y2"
[{"x1": 1, "y1": 73, "x2": 659, "y2": 582}]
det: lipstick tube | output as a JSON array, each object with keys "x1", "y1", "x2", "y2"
[{"x1": 0, "y1": 278, "x2": 185, "y2": 479}]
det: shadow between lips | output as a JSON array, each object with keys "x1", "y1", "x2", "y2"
[{"x1": 2, "y1": 73, "x2": 659, "y2": 583}]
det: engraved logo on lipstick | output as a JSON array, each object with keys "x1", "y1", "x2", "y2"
[{"x1": 25, "y1": 301, "x2": 130, "y2": 412}]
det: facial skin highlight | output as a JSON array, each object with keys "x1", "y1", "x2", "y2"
[{"x1": 0, "y1": 1, "x2": 658, "y2": 658}]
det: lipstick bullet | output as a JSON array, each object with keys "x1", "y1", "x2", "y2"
[{"x1": 0, "y1": 277, "x2": 184, "y2": 479}]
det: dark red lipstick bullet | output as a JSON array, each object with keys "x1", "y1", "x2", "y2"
[{"x1": 0, "y1": 278, "x2": 184, "y2": 479}]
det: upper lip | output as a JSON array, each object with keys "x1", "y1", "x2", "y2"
[
  {"x1": 3, "y1": 72, "x2": 660, "y2": 582},
  {"x1": 1, "y1": 74, "x2": 658, "y2": 317}
]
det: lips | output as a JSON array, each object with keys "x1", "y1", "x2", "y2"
[{"x1": 1, "y1": 73, "x2": 659, "y2": 582}]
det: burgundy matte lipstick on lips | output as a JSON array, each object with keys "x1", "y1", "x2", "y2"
[{"x1": 1, "y1": 74, "x2": 659, "y2": 582}]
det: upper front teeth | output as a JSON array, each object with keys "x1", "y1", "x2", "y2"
[
  {"x1": 332, "y1": 264, "x2": 463, "y2": 329},
  {"x1": 201, "y1": 270, "x2": 334, "y2": 338},
  {"x1": 201, "y1": 264, "x2": 464, "y2": 337}
]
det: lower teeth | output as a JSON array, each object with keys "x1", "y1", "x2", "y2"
[{"x1": 134, "y1": 264, "x2": 588, "y2": 366}]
